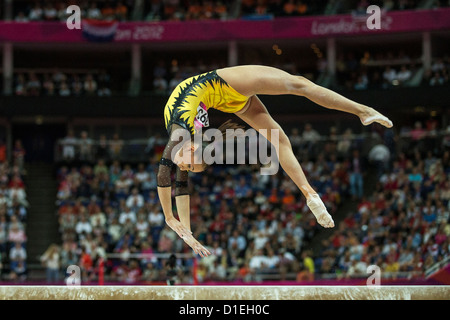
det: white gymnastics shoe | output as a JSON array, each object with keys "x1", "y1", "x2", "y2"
[
  {"x1": 360, "y1": 108, "x2": 393, "y2": 128},
  {"x1": 307, "y1": 194, "x2": 335, "y2": 228}
]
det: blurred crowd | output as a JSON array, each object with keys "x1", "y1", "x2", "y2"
[
  {"x1": 331, "y1": 52, "x2": 450, "y2": 91},
  {"x1": 149, "y1": 54, "x2": 450, "y2": 95},
  {"x1": 0, "y1": 139, "x2": 28, "y2": 281},
  {"x1": 50, "y1": 122, "x2": 353, "y2": 283},
  {"x1": 14, "y1": 1, "x2": 131, "y2": 22},
  {"x1": 315, "y1": 122, "x2": 450, "y2": 279},
  {"x1": 39, "y1": 118, "x2": 448, "y2": 284},
  {"x1": 10, "y1": 0, "x2": 446, "y2": 23},
  {"x1": 59, "y1": 130, "x2": 127, "y2": 163},
  {"x1": 14, "y1": 70, "x2": 112, "y2": 97},
  {"x1": 150, "y1": 59, "x2": 228, "y2": 95}
]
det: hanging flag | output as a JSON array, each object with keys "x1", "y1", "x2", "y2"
[{"x1": 82, "y1": 19, "x2": 119, "y2": 42}]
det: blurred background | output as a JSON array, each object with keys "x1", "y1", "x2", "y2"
[{"x1": 0, "y1": 0, "x2": 449, "y2": 285}]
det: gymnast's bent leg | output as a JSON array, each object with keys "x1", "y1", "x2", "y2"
[{"x1": 236, "y1": 96, "x2": 334, "y2": 228}]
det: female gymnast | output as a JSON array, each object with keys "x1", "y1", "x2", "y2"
[{"x1": 157, "y1": 65, "x2": 393, "y2": 257}]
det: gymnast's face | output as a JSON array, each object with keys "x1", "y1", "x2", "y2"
[{"x1": 173, "y1": 141, "x2": 205, "y2": 172}]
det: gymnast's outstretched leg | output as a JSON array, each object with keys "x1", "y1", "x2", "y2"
[{"x1": 217, "y1": 65, "x2": 393, "y2": 128}]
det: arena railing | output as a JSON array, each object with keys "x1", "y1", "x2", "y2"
[{"x1": 99, "y1": 252, "x2": 429, "y2": 284}]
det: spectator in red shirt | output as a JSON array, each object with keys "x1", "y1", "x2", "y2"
[{"x1": 79, "y1": 246, "x2": 93, "y2": 280}]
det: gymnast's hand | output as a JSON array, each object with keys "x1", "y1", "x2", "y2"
[
  {"x1": 165, "y1": 216, "x2": 192, "y2": 239},
  {"x1": 180, "y1": 233, "x2": 211, "y2": 258},
  {"x1": 165, "y1": 216, "x2": 211, "y2": 257}
]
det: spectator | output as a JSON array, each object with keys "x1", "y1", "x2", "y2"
[
  {"x1": 44, "y1": 3, "x2": 58, "y2": 21},
  {"x1": 15, "y1": 74, "x2": 27, "y2": 96},
  {"x1": 248, "y1": 248, "x2": 269, "y2": 274},
  {"x1": 72, "y1": 75, "x2": 84, "y2": 96},
  {"x1": 119, "y1": 205, "x2": 137, "y2": 225},
  {"x1": 296, "y1": 263, "x2": 314, "y2": 282},
  {"x1": 101, "y1": 2, "x2": 116, "y2": 20},
  {"x1": 15, "y1": 12, "x2": 29, "y2": 22},
  {"x1": 301, "y1": 123, "x2": 320, "y2": 153},
  {"x1": 75, "y1": 215, "x2": 93, "y2": 236},
  {"x1": 368, "y1": 143, "x2": 391, "y2": 177},
  {"x1": 168, "y1": 72, "x2": 184, "y2": 92},
  {"x1": 126, "y1": 187, "x2": 145, "y2": 210},
  {"x1": 9, "y1": 242, "x2": 27, "y2": 270},
  {"x1": 59, "y1": 81, "x2": 71, "y2": 96},
  {"x1": 115, "y1": 1, "x2": 129, "y2": 21},
  {"x1": 79, "y1": 246, "x2": 93, "y2": 280},
  {"x1": 98, "y1": 85, "x2": 112, "y2": 97},
  {"x1": 382, "y1": 66, "x2": 397, "y2": 87},
  {"x1": 10, "y1": 260, "x2": 27, "y2": 281},
  {"x1": 42, "y1": 74, "x2": 56, "y2": 96},
  {"x1": 354, "y1": 75, "x2": 368, "y2": 90},
  {"x1": 153, "y1": 75, "x2": 168, "y2": 94},
  {"x1": 84, "y1": 74, "x2": 98, "y2": 95},
  {"x1": 87, "y1": 3, "x2": 102, "y2": 19},
  {"x1": 109, "y1": 133, "x2": 124, "y2": 160},
  {"x1": 29, "y1": 3, "x2": 43, "y2": 21},
  {"x1": 397, "y1": 65, "x2": 412, "y2": 85},
  {"x1": 95, "y1": 135, "x2": 109, "y2": 160},
  {"x1": 148, "y1": 206, "x2": 164, "y2": 228},
  {"x1": 40, "y1": 244, "x2": 61, "y2": 283},
  {"x1": 8, "y1": 224, "x2": 27, "y2": 244},
  {"x1": 349, "y1": 149, "x2": 365, "y2": 200},
  {"x1": 429, "y1": 72, "x2": 445, "y2": 86},
  {"x1": 107, "y1": 217, "x2": 122, "y2": 243},
  {"x1": 26, "y1": 72, "x2": 41, "y2": 96},
  {"x1": 78, "y1": 131, "x2": 93, "y2": 162}
]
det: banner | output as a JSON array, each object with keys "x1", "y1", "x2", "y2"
[{"x1": 0, "y1": 8, "x2": 449, "y2": 43}]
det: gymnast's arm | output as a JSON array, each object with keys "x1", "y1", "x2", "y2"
[
  {"x1": 175, "y1": 167, "x2": 191, "y2": 231},
  {"x1": 157, "y1": 126, "x2": 210, "y2": 257},
  {"x1": 156, "y1": 133, "x2": 191, "y2": 239}
]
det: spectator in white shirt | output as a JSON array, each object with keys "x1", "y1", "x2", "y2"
[
  {"x1": 228, "y1": 230, "x2": 247, "y2": 252},
  {"x1": 148, "y1": 207, "x2": 164, "y2": 227},
  {"x1": 126, "y1": 187, "x2": 144, "y2": 210},
  {"x1": 383, "y1": 66, "x2": 397, "y2": 84},
  {"x1": 134, "y1": 163, "x2": 150, "y2": 187},
  {"x1": 10, "y1": 242, "x2": 27, "y2": 264},
  {"x1": 397, "y1": 65, "x2": 412, "y2": 85},
  {"x1": 87, "y1": 3, "x2": 102, "y2": 19},
  {"x1": 107, "y1": 217, "x2": 122, "y2": 243},
  {"x1": 265, "y1": 248, "x2": 281, "y2": 269},
  {"x1": 43, "y1": 3, "x2": 58, "y2": 20},
  {"x1": 15, "y1": 12, "x2": 29, "y2": 22},
  {"x1": 153, "y1": 76, "x2": 168, "y2": 94},
  {"x1": 119, "y1": 206, "x2": 137, "y2": 225},
  {"x1": 75, "y1": 215, "x2": 93, "y2": 235},
  {"x1": 135, "y1": 215, "x2": 149, "y2": 239},
  {"x1": 40, "y1": 244, "x2": 60, "y2": 283},
  {"x1": 61, "y1": 130, "x2": 77, "y2": 160},
  {"x1": 249, "y1": 249, "x2": 269, "y2": 270},
  {"x1": 29, "y1": 4, "x2": 43, "y2": 21},
  {"x1": 253, "y1": 231, "x2": 268, "y2": 250}
]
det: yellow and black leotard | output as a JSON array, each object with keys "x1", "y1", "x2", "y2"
[
  {"x1": 164, "y1": 70, "x2": 249, "y2": 135},
  {"x1": 158, "y1": 70, "x2": 248, "y2": 193}
]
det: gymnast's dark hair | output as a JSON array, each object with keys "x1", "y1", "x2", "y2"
[
  {"x1": 157, "y1": 119, "x2": 244, "y2": 188},
  {"x1": 197, "y1": 119, "x2": 245, "y2": 171}
]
